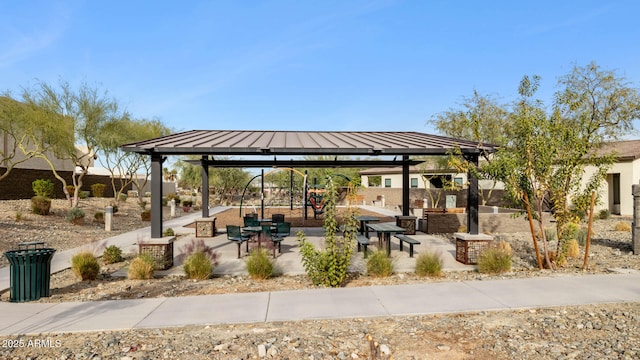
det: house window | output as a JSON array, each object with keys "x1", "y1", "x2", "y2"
[
  {"x1": 384, "y1": 178, "x2": 391, "y2": 188},
  {"x1": 410, "y1": 178, "x2": 418, "y2": 188},
  {"x1": 454, "y1": 177, "x2": 463, "y2": 186}
]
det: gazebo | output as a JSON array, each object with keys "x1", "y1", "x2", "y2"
[{"x1": 121, "y1": 130, "x2": 496, "y2": 239}]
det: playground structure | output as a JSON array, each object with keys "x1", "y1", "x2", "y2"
[{"x1": 238, "y1": 168, "x2": 352, "y2": 222}]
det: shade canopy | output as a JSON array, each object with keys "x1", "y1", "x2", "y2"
[
  {"x1": 121, "y1": 130, "x2": 497, "y2": 238},
  {"x1": 121, "y1": 130, "x2": 494, "y2": 157}
]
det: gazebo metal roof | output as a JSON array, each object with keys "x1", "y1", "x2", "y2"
[{"x1": 121, "y1": 130, "x2": 494, "y2": 156}]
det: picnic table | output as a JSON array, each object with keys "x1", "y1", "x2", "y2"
[
  {"x1": 356, "y1": 215, "x2": 380, "y2": 238},
  {"x1": 366, "y1": 223, "x2": 406, "y2": 256}
]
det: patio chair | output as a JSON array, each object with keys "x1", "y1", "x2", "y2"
[
  {"x1": 226, "y1": 225, "x2": 250, "y2": 258},
  {"x1": 271, "y1": 213, "x2": 285, "y2": 224},
  {"x1": 260, "y1": 224, "x2": 280, "y2": 257},
  {"x1": 272, "y1": 221, "x2": 290, "y2": 255},
  {"x1": 243, "y1": 215, "x2": 259, "y2": 227}
]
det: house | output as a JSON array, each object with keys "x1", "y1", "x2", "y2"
[{"x1": 583, "y1": 140, "x2": 640, "y2": 216}]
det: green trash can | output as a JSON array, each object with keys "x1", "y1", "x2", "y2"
[{"x1": 4, "y1": 242, "x2": 56, "y2": 302}]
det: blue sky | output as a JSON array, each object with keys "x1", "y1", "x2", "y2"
[{"x1": 2, "y1": 0, "x2": 639, "y2": 134}]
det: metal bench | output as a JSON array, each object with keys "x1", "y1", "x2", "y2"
[
  {"x1": 394, "y1": 234, "x2": 421, "y2": 258},
  {"x1": 356, "y1": 235, "x2": 370, "y2": 258}
]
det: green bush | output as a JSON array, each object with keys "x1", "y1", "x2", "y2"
[
  {"x1": 102, "y1": 245, "x2": 124, "y2": 264},
  {"x1": 31, "y1": 196, "x2": 51, "y2": 215},
  {"x1": 128, "y1": 254, "x2": 155, "y2": 279},
  {"x1": 576, "y1": 227, "x2": 588, "y2": 246},
  {"x1": 598, "y1": 209, "x2": 611, "y2": 220},
  {"x1": 71, "y1": 252, "x2": 101, "y2": 281},
  {"x1": 163, "y1": 228, "x2": 175, "y2": 236},
  {"x1": 183, "y1": 251, "x2": 213, "y2": 280},
  {"x1": 298, "y1": 180, "x2": 357, "y2": 287},
  {"x1": 366, "y1": 250, "x2": 393, "y2": 277},
  {"x1": 182, "y1": 199, "x2": 193, "y2": 207},
  {"x1": 79, "y1": 190, "x2": 90, "y2": 199},
  {"x1": 415, "y1": 252, "x2": 443, "y2": 277},
  {"x1": 66, "y1": 185, "x2": 75, "y2": 195},
  {"x1": 91, "y1": 183, "x2": 106, "y2": 197},
  {"x1": 32, "y1": 179, "x2": 54, "y2": 197},
  {"x1": 94, "y1": 211, "x2": 104, "y2": 222},
  {"x1": 119, "y1": 193, "x2": 128, "y2": 202},
  {"x1": 477, "y1": 248, "x2": 512, "y2": 274},
  {"x1": 66, "y1": 207, "x2": 85, "y2": 224},
  {"x1": 246, "y1": 248, "x2": 273, "y2": 279}
]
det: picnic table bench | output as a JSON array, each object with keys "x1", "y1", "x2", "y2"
[
  {"x1": 394, "y1": 234, "x2": 421, "y2": 258},
  {"x1": 356, "y1": 234, "x2": 370, "y2": 258}
]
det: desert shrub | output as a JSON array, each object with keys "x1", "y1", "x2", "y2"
[
  {"x1": 615, "y1": 221, "x2": 631, "y2": 232},
  {"x1": 128, "y1": 254, "x2": 155, "y2": 280},
  {"x1": 102, "y1": 245, "x2": 124, "y2": 264},
  {"x1": 66, "y1": 185, "x2": 75, "y2": 195},
  {"x1": 183, "y1": 251, "x2": 213, "y2": 280},
  {"x1": 182, "y1": 200, "x2": 193, "y2": 207},
  {"x1": 32, "y1": 179, "x2": 54, "y2": 197},
  {"x1": 576, "y1": 227, "x2": 588, "y2": 246},
  {"x1": 163, "y1": 228, "x2": 175, "y2": 236},
  {"x1": 15, "y1": 211, "x2": 22, "y2": 222},
  {"x1": 565, "y1": 239, "x2": 580, "y2": 258},
  {"x1": 246, "y1": 248, "x2": 273, "y2": 279},
  {"x1": 366, "y1": 250, "x2": 393, "y2": 277},
  {"x1": 31, "y1": 196, "x2": 51, "y2": 215},
  {"x1": 477, "y1": 247, "x2": 512, "y2": 274},
  {"x1": 415, "y1": 252, "x2": 443, "y2": 277},
  {"x1": 109, "y1": 203, "x2": 119, "y2": 213},
  {"x1": 493, "y1": 240, "x2": 512, "y2": 256},
  {"x1": 79, "y1": 190, "x2": 90, "y2": 199},
  {"x1": 598, "y1": 209, "x2": 611, "y2": 220},
  {"x1": 166, "y1": 193, "x2": 180, "y2": 206},
  {"x1": 140, "y1": 209, "x2": 151, "y2": 221},
  {"x1": 543, "y1": 227, "x2": 557, "y2": 242},
  {"x1": 91, "y1": 183, "x2": 106, "y2": 197},
  {"x1": 181, "y1": 238, "x2": 219, "y2": 265},
  {"x1": 298, "y1": 180, "x2": 357, "y2": 287},
  {"x1": 94, "y1": 211, "x2": 104, "y2": 222},
  {"x1": 138, "y1": 200, "x2": 147, "y2": 210},
  {"x1": 119, "y1": 193, "x2": 128, "y2": 202},
  {"x1": 71, "y1": 252, "x2": 101, "y2": 281},
  {"x1": 66, "y1": 207, "x2": 85, "y2": 224}
]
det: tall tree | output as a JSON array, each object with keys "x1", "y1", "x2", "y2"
[
  {"x1": 0, "y1": 96, "x2": 73, "y2": 181},
  {"x1": 549, "y1": 62, "x2": 640, "y2": 246},
  {"x1": 23, "y1": 80, "x2": 125, "y2": 208},
  {"x1": 429, "y1": 91, "x2": 510, "y2": 205},
  {"x1": 98, "y1": 117, "x2": 172, "y2": 204}
]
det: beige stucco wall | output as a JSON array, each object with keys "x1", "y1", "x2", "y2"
[{"x1": 583, "y1": 159, "x2": 640, "y2": 216}]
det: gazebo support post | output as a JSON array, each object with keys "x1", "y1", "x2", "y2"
[
  {"x1": 402, "y1": 156, "x2": 410, "y2": 216},
  {"x1": 466, "y1": 154, "x2": 479, "y2": 235},
  {"x1": 201, "y1": 156, "x2": 210, "y2": 218},
  {"x1": 150, "y1": 153, "x2": 164, "y2": 239}
]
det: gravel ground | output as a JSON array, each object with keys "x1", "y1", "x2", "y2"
[{"x1": 1, "y1": 199, "x2": 639, "y2": 359}]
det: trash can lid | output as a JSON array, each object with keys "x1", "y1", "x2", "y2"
[{"x1": 18, "y1": 241, "x2": 46, "y2": 249}]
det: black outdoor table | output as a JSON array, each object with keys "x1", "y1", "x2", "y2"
[
  {"x1": 356, "y1": 215, "x2": 380, "y2": 238},
  {"x1": 366, "y1": 223, "x2": 406, "y2": 256}
]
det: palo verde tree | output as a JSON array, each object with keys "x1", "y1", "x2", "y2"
[
  {"x1": 550, "y1": 62, "x2": 640, "y2": 243},
  {"x1": 488, "y1": 64, "x2": 640, "y2": 269},
  {"x1": 98, "y1": 116, "x2": 172, "y2": 204},
  {"x1": 0, "y1": 95, "x2": 73, "y2": 181},
  {"x1": 22, "y1": 80, "x2": 126, "y2": 208}
]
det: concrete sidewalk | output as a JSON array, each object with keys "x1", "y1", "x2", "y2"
[
  {"x1": 1, "y1": 273, "x2": 639, "y2": 335},
  {"x1": 1, "y1": 205, "x2": 639, "y2": 336}
]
